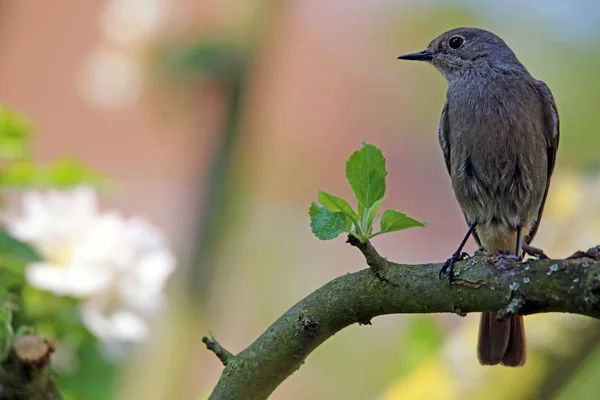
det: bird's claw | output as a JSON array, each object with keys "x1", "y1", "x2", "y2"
[
  {"x1": 439, "y1": 251, "x2": 469, "y2": 287},
  {"x1": 522, "y1": 243, "x2": 549, "y2": 260}
]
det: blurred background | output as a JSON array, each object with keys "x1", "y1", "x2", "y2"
[{"x1": 1, "y1": 0, "x2": 600, "y2": 399}]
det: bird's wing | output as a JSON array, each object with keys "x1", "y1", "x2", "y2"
[
  {"x1": 439, "y1": 100, "x2": 482, "y2": 247},
  {"x1": 526, "y1": 80, "x2": 560, "y2": 244},
  {"x1": 438, "y1": 101, "x2": 452, "y2": 175}
]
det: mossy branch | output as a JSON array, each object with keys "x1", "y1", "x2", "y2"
[{"x1": 203, "y1": 242, "x2": 600, "y2": 400}]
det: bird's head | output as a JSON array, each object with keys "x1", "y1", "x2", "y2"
[{"x1": 398, "y1": 27, "x2": 526, "y2": 80}]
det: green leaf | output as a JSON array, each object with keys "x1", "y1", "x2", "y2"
[
  {"x1": 57, "y1": 337, "x2": 120, "y2": 400},
  {"x1": 0, "y1": 107, "x2": 32, "y2": 160},
  {"x1": 14, "y1": 325, "x2": 35, "y2": 338},
  {"x1": 0, "y1": 161, "x2": 38, "y2": 187},
  {"x1": 358, "y1": 202, "x2": 365, "y2": 223},
  {"x1": 0, "y1": 229, "x2": 42, "y2": 265},
  {"x1": 345, "y1": 143, "x2": 387, "y2": 209},
  {"x1": 379, "y1": 209, "x2": 428, "y2": 233},
  {"x1": 0, "y1": 305, "x2": 14, "y2": 361},
  {"x1": 308, "y1": 201, "x2": 320, "y2": 218},
  {"x1": 365, "y1": 198, "x2": 384, "y2": 231},
  {"x1": 0, "y1": 269, "x2": 25, "y2": 290},
  {"x1": 0, "y1": 159, "x2": 109, "y2": 189},
  {"x1": 317, "y1": 191, "x2": 358, "y2": 225},
  {"x1": 0, "y1": 229, "x2": 41, "y2": 290},
  {"x1": 44, "y1": 159, "x2": 108, "y2": 187},
  {"x1": 309, "y1": 201, "x2": 350, "y2": 240}
]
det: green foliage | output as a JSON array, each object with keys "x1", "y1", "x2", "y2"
[
  {"x1": 309, "y1": 143, "x2": 427, "y2": 242},
  {"x1": 345, "y1": 144, "x2": 387, "y2": 209},
  {"x1": 309, "y1": 202, "x2": 351, "y2": 240},
  {"x1": 57, "y1": 336, "x2": 120, "y2": 400},
  {"x1": 555, "y1": 340, "x2": 600, "y2": 400},
  {"x1": 14, "y1": 325, "x2": 36, "y2": 338},
  {"x1": 0, "y1": 229, "x2": 42, "y2": 362},
  {"x1": 0, "y1": 228, "x2": 42, "y2": 265},
  {"x1": 0, "y1": 159, "x2": 109, "y2": 188},
  {"x1": 0, "y1": 305, "x2": 14, "y2": 361},
  {"x1": 0, "y1": 106, "x2": 107, "y2": 190},
  {"x1": 379, "y1": 209, "x2": 429, "y2": 234},
  {"x1": 398, "y1": 316, "x2": 443, "y2": 375},
  {"x1": 0, "y1": 107, "x2": 32, "y2": 160},
  {"x1": 317, "y1": 191, "x2": 359, "y2": 226},
  {"x1": 0, "y1": 229, "x2": 41, "y2": 293}
]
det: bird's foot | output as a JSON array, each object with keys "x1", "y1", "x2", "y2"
[
  {"x1": 522, "y1": 243, "x2": 550, "y2": 260},
  {"x1": 566, "y1": 246, "x2": 600, "y2": 262},
  {"x1": 439, "y1": 251, "x2": 469, "y2": 288},
  {"x1": 473, "y1": 246, "x2": 489, "y2": 257},
  {"x1": 493, "y1": 248, "x2": 522, "y2": 262},
  {"x1": 493, "y1": 249, "x2": 522, "y2": 271}
]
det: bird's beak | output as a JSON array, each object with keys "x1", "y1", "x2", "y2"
[{"x1": 397, "y1": 50, "x2": 433, "y2": 61}]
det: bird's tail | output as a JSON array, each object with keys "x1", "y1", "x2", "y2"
[
  {"x1": 476, "y1": 227, "x2": 527, "y2": 367},
  {"x1": 477, "y1": 313, "x2": 526, "y2": 366}
]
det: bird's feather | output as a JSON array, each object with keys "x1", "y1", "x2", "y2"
[{"x1": 525, "y1": 80, "x2": 560, "y2": 244}]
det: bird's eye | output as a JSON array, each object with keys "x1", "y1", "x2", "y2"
[{"x1": 448, "y1": 36, "x2": 464, "y2": 50}]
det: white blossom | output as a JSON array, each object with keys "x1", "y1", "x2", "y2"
[
  {"x1": 79, "y1": 0, "x2": 170, "y2": 107},
  {"x1": 5, "y1": 187, "x2": 176, "y2": 343},
  {"x1": 79, "y1": 48, "x2": 143, "y2": 108},
  {"x1": 100, "y1": 0, "x2": 167, "y2": 46}
]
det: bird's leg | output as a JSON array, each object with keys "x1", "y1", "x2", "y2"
[
  {"x1": 440, "y1": 223, "x2": 476, "y2": 287},
  {"x1": 515, "y1": 226, "x2": 522, "y2": 259},
  {"x1": 493, "y1": 227, "x2": 523, "y2": 264}
]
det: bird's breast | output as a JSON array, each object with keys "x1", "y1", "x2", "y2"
[{"x1": 445, "y1": 77, "x2": 548, "y2": 230}]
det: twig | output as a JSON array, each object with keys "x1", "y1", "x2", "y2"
[
  {"x1": 202, "y1": 335, "x2": 234, "y2": 367},
  {"x1": 346, "y1": 236, "x2": 387, "y2": 278}
]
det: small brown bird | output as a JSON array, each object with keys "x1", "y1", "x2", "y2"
[{"x1": 398, "y1": 27, "x2": 559, "y2": 367}]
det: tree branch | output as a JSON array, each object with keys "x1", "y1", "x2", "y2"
[
  {"x1": 204, "y1": 242, "x2": 600, "y2": 400},
  {"x1": 0, "y1": 334, "x2": 61, "y2": 399}
]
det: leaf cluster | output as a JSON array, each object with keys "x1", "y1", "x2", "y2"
[{"x1": 309, "y1": 143, "x2": 427, "y2": 242}]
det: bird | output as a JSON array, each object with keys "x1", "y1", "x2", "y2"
[{"x1": 397, "y1": 27, "x2": 559, "y2": 367}]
